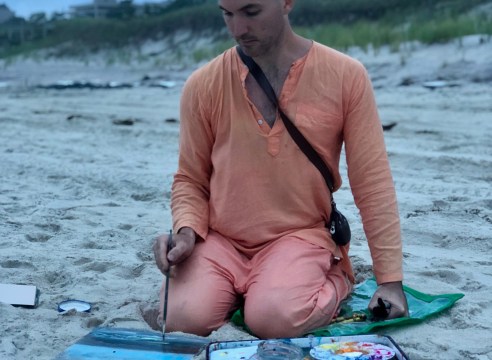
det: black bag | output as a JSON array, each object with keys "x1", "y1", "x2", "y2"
[
  {"x1": 329, "y1": 201, "x2": 351, "y2": 246},
  {"x1": 236, "y1": 46, "x2": 351, "y2": 246}
]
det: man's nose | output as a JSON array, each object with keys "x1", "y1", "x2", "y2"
[{"x1": 230, "y1": 17, "x2": 249, "y2": 38}]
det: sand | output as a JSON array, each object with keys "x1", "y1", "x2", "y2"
[{"x1": 0, "y1": 34, "x2": 491, "y2": 359}]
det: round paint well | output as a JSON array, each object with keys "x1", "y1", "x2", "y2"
[{"x1": 58, "y1": 300, "x2": 92, "y2": 313}]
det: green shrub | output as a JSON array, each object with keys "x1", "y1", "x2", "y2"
[{"x1": 1, "y1": 0, "x2": 491, "y2": 60}]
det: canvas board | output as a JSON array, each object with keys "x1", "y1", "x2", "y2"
[
  {"x1": 0, "y1": 283, "x2": 38, "y2": 307},
  {"x1": 55, "y1": 327, "x2": 210, "y2": 360}
]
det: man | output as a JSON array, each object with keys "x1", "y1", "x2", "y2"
[{"x1": 154, "y1": 0, "x2": 409, "y2": 339}]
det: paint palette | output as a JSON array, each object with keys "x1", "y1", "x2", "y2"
[
  {"x1": 56, "y1": 327, "x2": 210, "y2": 360},
  {"x1": 310, "y1": 341, "x2": 396, "y2": 359},
  {"x1": 206, "y1": 335, "x2": 408, "y2": 360}
]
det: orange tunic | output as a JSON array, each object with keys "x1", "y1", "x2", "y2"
[{"x1": 171, "y1": 42, "x2": 403, "y2": 284}]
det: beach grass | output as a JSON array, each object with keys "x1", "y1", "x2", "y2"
[
  {"x1": 0, "y1": 0, "x2": 491, "y2": 61},
  {"x1": 295, "y1": 14, "x2": 492, "y2": 53}
]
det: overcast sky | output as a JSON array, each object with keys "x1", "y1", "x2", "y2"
[{"x1": 3, "y1": 0, "x2": 149, "y2": 18}]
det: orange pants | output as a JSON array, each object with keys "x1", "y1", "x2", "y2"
[{"x1": 159, "y1": 230, "x2": 351, "y2": 338}]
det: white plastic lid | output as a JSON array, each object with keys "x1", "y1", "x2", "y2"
[{"x1": 57, "y1": 299, "x2": 92, "y2": 313}]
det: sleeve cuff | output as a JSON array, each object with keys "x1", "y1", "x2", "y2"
[
  {"x1": 374, "y1": 272, "x2": 404, "y2": 285},
  {"x1": 174, "y1": 220, "x2": 208, "y2": 241}
]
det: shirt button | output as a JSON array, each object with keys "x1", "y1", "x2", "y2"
[{"x1": 258, "y1": 119, "x2": 263, "y2": 125}]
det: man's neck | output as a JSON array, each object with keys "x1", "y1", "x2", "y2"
[
  {"x1": 252, "y1": 33, "x2": 312, "y2": 96},
  {"x1": 254, "y1": 33, "x2": 312, "y2": 79}
]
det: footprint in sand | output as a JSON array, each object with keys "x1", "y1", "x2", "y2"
[
  {"x1": 25, "y1": 233, "x2": 52, "y2": 243},
  {"x1": 83, "y1": 261, "x2": 112, "y2": 273},
  {"x1": 131, "y1": 192, "x2": 158, "y2": 202},
  {"x1": 0, "y1": 259, "x2": 37, "y2": 270},
  {"x1": 34, "y1": 223, "x2": 61, "y2": 233},
  {"x1": 115, "y1": 263, "x2": 146, "y2": 279},
  {"x1": 117, "y1": 223, "x2": 133, "y2": 230},
  {"x1": 418, "y1": 269, "x2": 462, "y2": 283},
  {"x1": 44, "y1": 270, "x2": 73, "y2": 288}
]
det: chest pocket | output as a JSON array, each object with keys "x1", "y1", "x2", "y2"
[{"x1": 295, "y1": 103, "x2": 343, "y2": 151}]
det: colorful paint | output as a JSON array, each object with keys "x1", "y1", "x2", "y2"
[
  {"x1": 207, "y1": 334, "x2": 407, "y2": 360},
  {"x1": 309, "y1": 341, "x2": 396, "y2": 360}
]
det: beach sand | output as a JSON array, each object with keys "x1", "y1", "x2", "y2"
[{"x1": 0, "y1": 35, "x2": 491, "y2": 359}]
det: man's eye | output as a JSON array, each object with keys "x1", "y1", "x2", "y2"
[
  {"x1": 222, "y1": 11, "x2": 233, "y2": 17},
  {"x1": 245, "y1": 10, "x2": 260, "y2": 17}
]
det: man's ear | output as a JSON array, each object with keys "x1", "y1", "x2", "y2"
[{"x1": 283, "y1": 0, "x2": 295, "y2": 15}]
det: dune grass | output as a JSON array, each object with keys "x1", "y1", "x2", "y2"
[
  {"x1": 296, "y1": 13, "x2": 492, "y2": 54},
  {"x1": 0, "y1": 1, "x2": 491, "y2": 61}
]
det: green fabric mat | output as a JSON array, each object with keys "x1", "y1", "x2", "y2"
[{"x1": 231, "y1": 278, "x2": 464, "y2": 337}]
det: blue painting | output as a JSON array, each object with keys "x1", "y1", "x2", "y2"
[{"x1": 56, "y1": 327, "x2": 210, "y2": 360}]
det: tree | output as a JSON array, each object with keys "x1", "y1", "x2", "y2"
[
  {"x1": 108, "y1": 0, "x2": 136, "y2": 20},
  {"x1": 28, "y1": 12, "x2": 47, "y2": 24},
  {"x1": 50, "y1": 12, "x2": 67, "y2": 22}
]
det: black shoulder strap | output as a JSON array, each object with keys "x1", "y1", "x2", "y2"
[{"x1": 236, "y1": 46, "x2": 336, "y2": 193}]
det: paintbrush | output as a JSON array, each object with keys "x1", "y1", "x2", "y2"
[{"x1": 162, "y1": 229, "x2": 172, "y2": 342}]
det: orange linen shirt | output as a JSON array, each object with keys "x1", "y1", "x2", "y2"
[{"x1": 171, "y1": 42, "x2": 403, "y2": 284}]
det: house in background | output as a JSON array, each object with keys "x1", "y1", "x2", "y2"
[
  {"x1": 70, "y1": 0, "x2": 119, "y2": 18},
  {"x1": 0, "y1": 3, "x2": 15, "y2": 23},
  {"x1": 70, "y1": 0, "x2": 173, "y2": 19},
  {"x1": 134, "y1": 0, "x2": 173, "y2": 17}
]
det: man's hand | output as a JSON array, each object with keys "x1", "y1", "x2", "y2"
[
  {"x1": 368, "y1": 281, "x2": 409, "y2": 320},
  {"x1": 153, "y1": 227, "x2": 196, "y2": 275}
]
